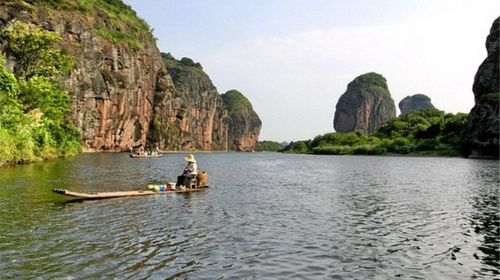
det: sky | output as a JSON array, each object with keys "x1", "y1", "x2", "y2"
[{"x1": 123, "y1": 0, "x2": 499, "y2": 142}]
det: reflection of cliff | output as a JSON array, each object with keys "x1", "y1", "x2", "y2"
[{"x1": 469, "y1": 179, "x2": 499, "y2": 272}]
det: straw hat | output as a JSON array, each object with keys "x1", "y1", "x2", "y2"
[{"x1": 184, "y1": 154, "x2": 196, "y2": 163}]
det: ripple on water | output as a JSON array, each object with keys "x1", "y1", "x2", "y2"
[{"x1": 0, "y1": 154, "x2": 498, "y2": 279}]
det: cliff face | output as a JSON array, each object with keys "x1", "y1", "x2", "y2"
[
  {"x1": 1, "y1": 1, "x2": 261, "y2": 152},
  {"x1": 462, "y1": 17, "x2": 499, "y2": 158},
  {"x1": 334, "y1": 73, "x2": 396, "y2": 134},
  {"x1": 0, "y1": 1, "x2": 163, "y2": 151},
  {"x1": 221, "y1": 90, "x2": 262, "y2": 151},
  {"x1": 399, "y1": 94, "x2": 436, "y2": 115},
  {"x1": 148, "y1": 54, "x2": 228, "y2": 151}
]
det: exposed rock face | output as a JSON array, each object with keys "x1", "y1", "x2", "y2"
[
  {"x1": 1, "y1": 2, "x2": 262, "y2": 152},
  {"x1": 334, "y1": 72, "x2": 396, "y2": 134},
  {"x1": 221, "y1": 90, "x2": 262, "y2": 151},
  {"x1": 461, "y1": 17, "x2": 499, "y2": 158},
  {"x1": 0, "y1": 2, "x2": 161, "y2": 151},
  {"x1": 399, "y1": 94, "x2": 436, "y2": 115},
  {"x1": 148, "y1": 53, "x2": 228, "y2": 151}
]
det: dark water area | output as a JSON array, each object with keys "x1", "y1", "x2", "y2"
[{"x1": 0, "y1": 153, "x2": 498, "y2": 279}]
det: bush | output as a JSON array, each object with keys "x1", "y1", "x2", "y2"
[
  {"x1": 282, "y1": 103, "x2": 467, "y2": 156},
  {"x1": 393, "y1": 144, "x2": 415, "y2": 154},
  {"x1": 0, "y1": 22, "x2": 81, "y2": 165},
  {"x1": 256, "y1": 141, "x2": 283, "y2": 152},
  {"x1": 312, "y1": 145, "x2": 352, "y2": 155},
  {"x1": 482, "y1": 92, "x2": 499, "y2": 104},
  {"x1": 352, "y1": 144, "x2": 386, "y2": 155},
  {"x1": 416, "y1": 139, "x2": 438, "y2": 151},
  {"x1": 291, "y1": 141, "x2": 309, "y2": 153}
]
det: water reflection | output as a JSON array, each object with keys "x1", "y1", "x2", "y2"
[
  {"x1": 468, "y1": 164, "x2": 499, "y2": 276},
  {"x1": 0, "y1": 153, "x2": 498, "y2": 279}
]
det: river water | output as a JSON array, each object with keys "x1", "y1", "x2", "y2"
[{"x1": 0, "y1": 153, "x2": 498, "y2": 279}]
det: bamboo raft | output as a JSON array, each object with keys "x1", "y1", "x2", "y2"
[{"x1": 53, "y1": 185, "x2": 209, "y2": 200}]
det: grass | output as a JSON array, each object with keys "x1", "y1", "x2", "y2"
[{"x1": 7, "y1": 0, "x2": 153, "y2": 50}]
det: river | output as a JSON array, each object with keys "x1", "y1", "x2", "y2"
[{"x1": 0, "y1": 153, "x2": 498, "y2": 279}]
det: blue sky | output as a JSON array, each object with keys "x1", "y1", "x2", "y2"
[{"x1": 124, "y1": 0, "x2": 499, "y2": 142}]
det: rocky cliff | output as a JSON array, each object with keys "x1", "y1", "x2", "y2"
[
  {"x1": 221, "y1": 90, "x2": 262, "y2": 151},
  {"x1": 333, "y1": 72, "x2": 396, "y2": 134},
  {"x1": 461, "y1": 17, "x2": 499, "y2": 158},
  {"x1": 399, "y1": 94, "x2": 436, "y2": 115},
  {"x1": 147, "y1": 53, "x2": 228, "y2": 151},
  {"x1": 0, "y1": 1, "x2": 261, "y2": 152},
  {"x1": 0, "y1": 0, "x2": 163, "y2": 151}
]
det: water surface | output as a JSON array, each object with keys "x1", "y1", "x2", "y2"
[{"x1": 0, "y1": 153, "x2": 498, "y2": 279}]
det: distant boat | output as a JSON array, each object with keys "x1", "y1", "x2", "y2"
[{"x1": 129, "y1": 154, "x2": 162, "y2": 158}]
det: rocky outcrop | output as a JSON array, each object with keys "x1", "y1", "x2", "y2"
[
  {"x1": 399, "y1": 94, "x2": 436, "y2": 115},
  {"x1": 148, "y1": 53, "x2": 229, "y2": 151},
  {"x1": 461, "y1": 17, "x2": 499, "y2": 158},
  {"x1": 0, "y1": 1, "x2": 162, "y2": 151},
  {"x1": 221, "y1": 90, "x2": 261, "y2": 151},
  {"x1": 0, "y1": 1, "x2": 262, "y2": 152},
  {"x1": 334, "y1": 72, "x2": 396, "y2": 134}
]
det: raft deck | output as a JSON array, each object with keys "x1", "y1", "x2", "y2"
[{"x1": 53, "y1": 185, "x2": 209, "y2": 200}]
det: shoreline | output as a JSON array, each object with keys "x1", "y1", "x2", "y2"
[
  {"x1": 2, "y1": 150, "x2": 496, "y2": 168},
  {"x1": 81, "y1": 149, "x2": 232, "y2": 154}
]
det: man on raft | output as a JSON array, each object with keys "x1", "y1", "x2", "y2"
[{"x1": 177, "y1": 154, "x2": 198, "y2": 188}]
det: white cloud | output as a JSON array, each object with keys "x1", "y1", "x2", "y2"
[{"x1": 200, "y1": 1, "x2": 498, "y2": 141}]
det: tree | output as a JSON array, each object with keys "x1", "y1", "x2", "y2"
[
  {"x1": 3, "y1": 21, "x2": 73, "y2": 80},
  {"x1": 0, "y1": 21, "x2": 80, "y2": 164}
]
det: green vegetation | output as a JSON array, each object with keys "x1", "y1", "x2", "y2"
[
  {"x1": 221, "y1": 90, "x2": 252, "y2": 112},
  {"x1": 255, "y1": 141, "x2": 284, "y2": 152},
  {"x1": 5, "y1": 0, "x2": 153, "y2": 49},
  {"x1": 283, "y1": 109, "x2": 468, "y2": 157},
  {"x1": 0, "y1": 21, "x2": 80, "y2": 166},
  {"x1": 410, "y1": 94, "x2": 431, "y2": 102},
  {"x1": 482, "y1": 92, "x2": 500, "y2": 104},
  {"x1": 161, "y1": 53, "x2": 203, "y2": 70},
  {"x1": 347, "y1": 72, "x2": 391, "y2": 98},
  {"x1": 3, "y1": 21, "x2": 74, "y2": 80}
]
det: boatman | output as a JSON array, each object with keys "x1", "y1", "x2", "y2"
[
  {"x1": 183, "y1": 154, "x2": 198, "y2": 175},
  {"x1": 177, "y1": 154, "x2": 198, "y2": 188}
]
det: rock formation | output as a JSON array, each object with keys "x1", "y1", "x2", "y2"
[
  {"x1": 461, "y1": 17, "x2": 499, "y2": 158},
  {"x1": 0, "y1": 1, "x2": 261, "y2": 152},
  {"x1": 0, "y1": 1, "x2": 162, "y2": 151},
  {"x1": 334, "y1": 72, "x2": 396, "y2": 134},
  {"x1": 148, "y1": 53, "x2": 228, "y2": 151},
  {"x1": 221, "y1": 90, "x2": 262, "y2": 151},
  {"x1": 399, "y1": 94, "x2": 436, "y2": 115}
]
